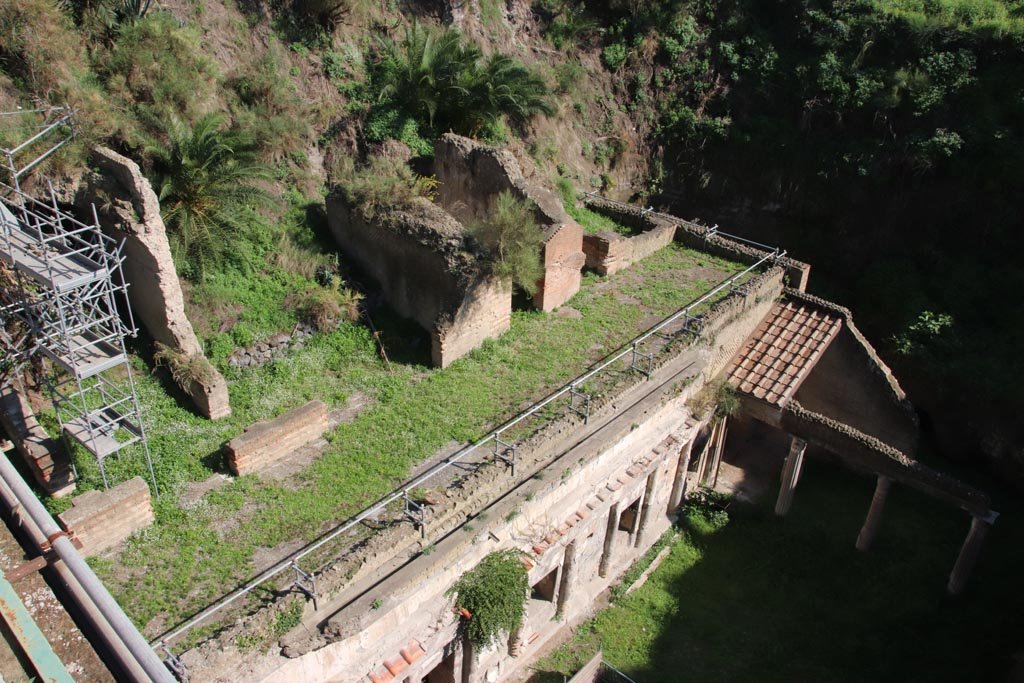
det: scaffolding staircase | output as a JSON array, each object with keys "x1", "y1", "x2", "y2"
[{"x1": 0, "y1": 108, "x2": 157, "y2": 493}]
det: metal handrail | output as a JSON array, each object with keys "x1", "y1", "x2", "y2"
[{"x1": 152, "y1": 246, "x2": 784, "y2": 651}]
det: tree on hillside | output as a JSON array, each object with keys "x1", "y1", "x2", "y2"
[{"x1": 147, "y1": 113, "x2": 273, "y2": 280}]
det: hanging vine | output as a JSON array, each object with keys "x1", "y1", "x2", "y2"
[{"x1": 446, "y1": 549, "x2": 529, "y2": 648}]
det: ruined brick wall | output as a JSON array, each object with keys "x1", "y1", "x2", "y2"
[
  {"x1": 57, "y1": 477, "x2": 154, "y2": 556},
  {"x1": 226, "y1": 401, "x2": 328, "y2": 476},
  {"x1": 325, "y1": 193, "x2": 511, "y2": 367},
  {"x1": 0, "y1": 385, "x2": 74, "y2": 497},
  {"x1": 75, "y1": 147, "x2": 230, "y2": 420},
  {"x1": 435, "y1": 134, "x2": 584, "y2": 310}
]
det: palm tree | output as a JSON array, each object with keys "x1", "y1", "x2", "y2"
[
  {"x1": 376, "y1": 22, "x2": 479, "y2": 130},
  {"x1": 147, "y1": 114, "x2": 273, "y2": 279},
  {"x1": 458, "y1": 54, "x2": 556, "y2": 134}
]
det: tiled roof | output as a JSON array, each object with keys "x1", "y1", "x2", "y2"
[{"x1": 726, "y1": 301, "x2": 842, "y2": 407}]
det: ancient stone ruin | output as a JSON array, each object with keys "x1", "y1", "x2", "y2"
[
  {"x1": 75, "y1": 147, "x2": 231, "y2": 420},
  {"x1": 325, "y1": 192, "x2": 512, "y2": 368}
]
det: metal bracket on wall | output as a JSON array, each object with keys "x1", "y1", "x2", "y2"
[
  {"x1": 629, "y1": 343, "x2": 654, "y2": 378},
  {"x1": 681, "y1": 312, "x2": 704, "y2": 336},
  {"x1": 291, "y1": 561, "x2": 318, "y2": 611},
  {"x1": 403, "y1": 491, "x2": 426, "y2": 538},
  {"x1": 159, "y1": 642, "x2": 188, "y2": 682},
  {"x1": 568, "y1": 385, "x2": 591, "y2": 424},
  {"x1": 492, "y1": 434, "x2": 517, "y2": 477}
]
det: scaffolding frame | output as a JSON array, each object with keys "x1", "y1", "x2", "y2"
[{"x1": 0, "y1": 109, "x2": 157, "y2": 494}]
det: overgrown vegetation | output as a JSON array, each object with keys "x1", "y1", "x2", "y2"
[
  {"x1": 152, "y1": 343, "x2": 218, "y2": 387},
  {"x1": 331, "y1": 155, "x2": 438, "y2": 219},
  {"x1": 447, "y1": 549, "x2": 529, "y2": 648},
  {"x1": 469, "y1": 192, "x2": 546, "y2": 295}
]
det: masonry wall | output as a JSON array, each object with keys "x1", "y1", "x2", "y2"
[
  {"x1": 434, "y1": 134, "x2": 584, "y2": 311},
  {"x1": 57, "y1": 476, "x2": 154, "y2": 556},
  {"x1": 76, "y1": 147, "x2": 230, "y2": 420},
  {"x1": 0, "y1": 385, "x2": 74, "y2": 497},
  {"x1": 325, "y1": 194, "x2": 511, "y2": 367},
  {"x1": 579, "y1": 197, "x2": 678, "y2": 275},
  {"x1": 226, "y1": 401, "x2": 329, "y2": 476}
]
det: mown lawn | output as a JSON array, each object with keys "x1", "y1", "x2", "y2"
[
  {"x1": 534, "y1": 458, "x2": 1024, "y2": 683},
  {"x1": 76, "y1": 243, "x2": 740, "y2": 635}
]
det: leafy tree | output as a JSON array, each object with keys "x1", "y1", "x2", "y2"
[
  {"x1": 446, "y1": 549, "x2": 529, "y2": 648},
  {"x1": 469, "y1": 192, "x2": 545, "y2": 296},
  {"x1": 147, "y1": 114, "x2": 274, "y2": 280}
]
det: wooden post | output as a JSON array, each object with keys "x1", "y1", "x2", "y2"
[
  {"x1": 555, "y1": 541, "x2": 577, "y2": 620},
  {"x1": 855, "y1": 476, "x2": 891, "y2": 551},
  {"x1": 667, "y1": 438, "x2": 694, "y2": 514},
  {"x1": 774, "y1": 436, "x2": 806, "y2": 516},
  {"x1": 947, "y1": 512, "x2": 998, "y2": 596},
  {"x1": 709, "y1": 416, "x2": 728, "y2": 489},
  {"x1": 598, "y1": 502, "x2": 619, "y2": 578},
  {"x1": 635, "y1": 472, "x2": 658, "y2": 547}
]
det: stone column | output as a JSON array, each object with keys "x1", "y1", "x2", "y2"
[
  {"x1": 598, "y1": 502, "x2": 620, "y2": 578},
  {"x1": 635, "y1": 472, "x2": 658, "y2": 547},
  {"x1": 667, "y1": 439, "x2": 695, "y2": 514},
  {"x1": 555, "y1": 541, "x2": 577, "y2": 619},
  {"x1": 855, "y1": 476, "x2": 892, "y2": 552},
  {"x1": 947, "y1": 512, "x2": 998, "y2": 596},
  {"x1": 774, "y1": 436, "x2": 807, "y2": 517}
]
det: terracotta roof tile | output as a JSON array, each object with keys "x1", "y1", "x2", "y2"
[{"x1": 726, "y1": 301, "x2": 842, "y2": 408}]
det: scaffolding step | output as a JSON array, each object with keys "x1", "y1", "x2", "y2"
[
  {"x1": 40, "y1": 331, "x2": 126, "y2": 380},
  {"x1": 63, "y1": 407, "x2": 141, "y2": 459},
  {"x1": 0, "y1": 203, "x2": 107, "y2": 293}
]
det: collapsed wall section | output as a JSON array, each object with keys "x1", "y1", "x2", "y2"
[
  {"x1": 57, "y1": 476, "x2": 154, "y2": 555},
  {"x1": 434, "y1": 134, "x2": 584, "y2": 311},
  {"x1": 325, "y1": 193, "x2": 511, "y2": 368},
  {"x1": 74, "y1": 147, "x2": 230, "y2": 420}
]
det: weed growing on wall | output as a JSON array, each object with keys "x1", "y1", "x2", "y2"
[
  {"x1": 447, "y1": 549, "x2": 529, "y2": 648},
  {"x1": 469, "y1": 191, "x2": 545, "y2": 296}
]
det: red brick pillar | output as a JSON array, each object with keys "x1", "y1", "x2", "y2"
[
  {"x1": 855, "y1": 476, "x2": 891, "y2": 552},
  {"x1": 774, "y1": 436, "x2": 806, "y2": 516}
]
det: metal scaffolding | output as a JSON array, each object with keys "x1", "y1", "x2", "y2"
[{"x1": 0, "y1": 108, "x2": 157, "y2": 493}]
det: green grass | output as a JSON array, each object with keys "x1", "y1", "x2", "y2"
[
  {"x1": 566, "y1": 203, "x2": 636, "y2": 237},
  {"x1": 85, "y1": 243, "x2": 740, "y2": 634},
  {"x1": 534, "y1": 459, "x2": 1024, "y2": 682}
]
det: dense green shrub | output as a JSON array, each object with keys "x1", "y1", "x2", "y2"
[
  {"x1": 446, "y1": 549, "x2": 529, "y2": 648},
  {"x1": 331, "y1": 155, "x2": 438, "y2": 220},
  {"x1": 468, "y1": 192, "x2": 545, "y2": 295}
]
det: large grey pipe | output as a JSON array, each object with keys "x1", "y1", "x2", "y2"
[{"x1": 0, "y1": 455, "x2": 175, "y2": 683}]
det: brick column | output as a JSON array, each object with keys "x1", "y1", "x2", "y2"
[
  {"x1": 461, "y1": 631, "x2": 476, "y2": 683},
  {"x1": 855, "y1": 476, "x2": 892, "y2": 552},
  {"x1": 555, "y1": 541, "x2": 577, "y2": 619},
  {"x1": 774, "y1": 436, "x2": 806, "y2": 517},
  {"x1": 947, "y1": 512, "x2": 998, "y2": 596},
  {"x1": 667, "y1": 438, "x2": 694, "y2": 514},
  {"x1": 634, "y1": 472, "x2": 658, "y2": 547},
  {"x1": 598, "y1": 502, "x2": 620, "y2": 578}
]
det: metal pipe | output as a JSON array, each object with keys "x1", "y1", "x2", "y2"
[
  {"x1": 0, "y1": 456, "x2": 174, "y2": 682},
  {"x1": 0, "y1": 476, "x2": 150, "y2": 682}
]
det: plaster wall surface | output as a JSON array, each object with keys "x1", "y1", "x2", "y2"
[
  {"x1": 325, "y1": 193, "x2": 511, "y2": 367},
  {"x1": 75, "y1": 147, "x2": 230, "y2": 419}
]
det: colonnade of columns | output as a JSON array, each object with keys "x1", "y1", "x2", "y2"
[{"x1": 770, "y1": 433, "x2": 996, "y2": 596}]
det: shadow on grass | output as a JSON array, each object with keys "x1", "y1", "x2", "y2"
[{"x1": 533, "y1": 458, "x2": 1024, "y2": 683}]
